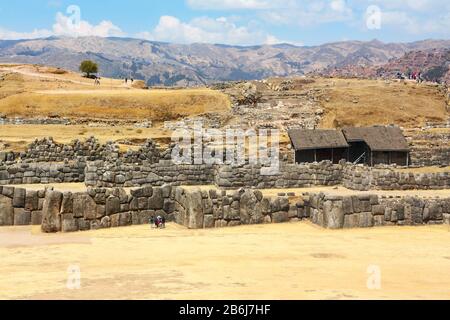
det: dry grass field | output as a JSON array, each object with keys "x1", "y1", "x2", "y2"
[
  {"x1": 0, "y1": 65, "x2": 231, "y2": 122},
  {"x1": 1, "y1": 223, "x2": 450, "y2": 300},
  {"x1": 310, "y1": 78, "x2": 448, "y2": 129},
  {"x1": 0, "y1": 124, "x2": 174, "y2": 152}
]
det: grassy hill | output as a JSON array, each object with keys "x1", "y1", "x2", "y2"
[{"x1": 0, "y1": 64, "x2": 231, "y2": 122}]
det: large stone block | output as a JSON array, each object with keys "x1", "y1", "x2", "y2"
[
  {"x1": 358, "y1": 212, "x2": 374, "y2": 228},
  {"x1": 41, "y1": 191, "x2": 63, "y2": 233},
  {"x1": 203, "y1": 215, "x2": 215, "y2": 228},
  {"x1": 60, "y1": 192, "x2": 73, "y2": 214},
  {"x1": 73, "y1": 193, "x2": 97, "y2": 220},
  {"x1": 0, "y1": 195, "x2": 14, "y2": 226},
  {"x1": 61, "y1": 214, "x2": 78, "y2": 233},
  {"x1": 240, "y1": 190, "x2": 264, "y2": 225},
  {"x1": 31, "y1": 211, "x2": 43, "y2": 225},
  {"x1": 1, "y1": 186, "x2": 15, "y2": 198},
  {"x1": 12, "y1": 188, "x2": 26, "y2": 208},
  {"x1": 342, "y1": 196, "x2": 353, "y2": 214},
  {"x1": 25, "y1": 190, "x2": 39, "y2": 212},
  {"x1": 344, "y1": 213, "x2": 359, "y2": 228},
  {"x1": 372, "y1": 205, "x2": 385, "y2": 216},
  {"x1": 14, "y1": 208, "x2": 31, "y2": 225},
  {"x1": 148, "y1": 188, "x2": 164, "y2": 210},
  {"x1": 272, "y1": 211, "x2": 289, "y2": 223},
  {"x1": 106, "y1": 196, "x2": 120, "y2": 216},
  {"x1": 323, "y1": 200, "x2": 344, "y2": 229},
  {"x1": 131, "y1": 186, "x2": 153, "y2": 198},
  {"x1": 186, "y1": 190, "x2": 204, "y2": 229}
]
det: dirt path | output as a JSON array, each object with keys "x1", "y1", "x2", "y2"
[
  {"x1": 1, "y1": 223, "x2": 449, "y2": 300},
  {"x1": 1, "y1": 65, "x2": 130, "y2": 89}
]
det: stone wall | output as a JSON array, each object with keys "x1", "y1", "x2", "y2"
[
  {"x1": 309, "y1": 193, "x2": 450, "y2": 229},
  {"x1": 408, "y1": 130, "x2": 450, "y2": 167},
  {"x1": 86, "y1": 160, "x2": 343, "y2": 189},
  {"x1": 85, "y1": 161, "x2": 215, "y2": 187},
  {"x1": 215, "y1": 161, "x2": 343, "y2": 189},
  {"x1": 3, "y1": 185, "x2": 450, "y2": 232},
  {"x1": 343, "y1": 164, "x2": 450, "y2": 191},
  {"x1": 0, "y1": 161, "x2": 85, "y2": 185},
  {"x1": 20, "y1": 137, "x2": 119, "y2": 162},
  {"x1": 39, "y1": 186, "x2": 307, "y2": 233},
  {"x1": 41, "y1": 185, "x2": 175, "y2": 233},
  {"x1": 172, "y1": 187, "x2": 306, "y2": 229},
  {"x1": 0, "y1": 186, "x2": 45, "y2": 226},
  {"x1": 4, "y1": 137, "x2": 168, "y2": 164}
]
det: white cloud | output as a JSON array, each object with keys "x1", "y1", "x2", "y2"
[
  {"x1": 378, "y1": 10, "x2": 450, "y2": 35},
  {"x1": 0, "y1": 11, "x2": 124, "y2": 40},
  {"x1": 52, "y1": 12, "x2": 124, "y2": 37},
  {"x1": 260, "y1": 1, "x2": 353, "y2": 26},
  {"x1": 187, "y1": 0, "x2": 295, "y2": 10},
  {"x1": 0, "y1": 28, "x2": 53, "y2": 40},
  {"x1": 138, "y1": 15, "x2": 283, "y2": 45}
]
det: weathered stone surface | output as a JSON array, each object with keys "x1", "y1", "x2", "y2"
[
  {"x1": 106, "y1": 196, "x2": 120, "y2": 216},
  {"x1": 187, "y1": 190, "x2": 204, "y2": 229},
  {"x1": 0, "y1": 195, "x2": 14, "y2": 226},
  {"x1": 31, "y1": 211, "x2": 43, "y2": 225},
  {"x1": 41, "y1": 191, "x2": 63, "y2": 233},
  {"x1": 110, "y1": 214, "x2": 120, "y2": 228},
  {"x1": 240, "y1": 190, "x2": 264, "y2": 224},
  {"x1": 343, "y1": 213, "x2": 358, "y2": 228},
  {"x1": 73, "y1": 193, "x2": 97, "y2": 220},
  {"x1": 14, "y1": 208, "x2": 31, "y2": 225},
  {"x1": 119, "y1": 212, "x2": 132, "y2": 226},
  {"x1": 77, "y1": 218, "x2": 90, "y2": 231},
  {"x1": 342, "y1": 196, "x2": 353, "y2": 214},
  {"x1": 12, "y1": 188, "x2": 26, "y2": 208},
  {"x1": 132, "y1": 210, "x2": 153, "y2": 225},
  {"x1": 203, "y1": 215, "x2": 215, "y2": 228},
  {"x1": 272, "y1": 211, "x2": 289, "y2": 223},
  {"x1": 358, "y1": 212, "x2": 374, "y2": 228},
  {"x1": 101, "y1": 216, "x2": 111, "y2": 228},
  {"x1": 60, "y1": 192, "x2": 73, "y2": 214},
  {"x1": 323, "y1": 200, "x2": 344, "y2": 229},
  {"x1": 131, "y1": 186, "x2": 153, "y2": 198},
  {"x1": 25, "y1": 190, "x2": 39, "y2": 211},
  {"x1": 148, "y1": 188, "x2": 164, "y2": 210},
  {"x1": 372, "y1": 205, "x2": 385, "y2": 216},
  {"x1": 61, "y1": 214, "x2": 78, "y2": 233}
]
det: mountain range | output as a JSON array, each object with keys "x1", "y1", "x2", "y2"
[{"x1": 0, "y1": 36, "x2": 449, "y2": 86}]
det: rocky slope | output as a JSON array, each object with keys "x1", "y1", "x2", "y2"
[
  {"x1": 320, "y1": 48, "x2": 450, "y2": 84},
  {"x1": 1, "y1": 37, "x2": 450, "y2": 86}
]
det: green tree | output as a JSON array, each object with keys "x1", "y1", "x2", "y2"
[{"x1": 79, "y1": 60, "x2": 98, "y2": 78}]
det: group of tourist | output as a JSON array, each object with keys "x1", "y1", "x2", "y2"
[
  {"x1": 150, "y1": 216, "x2": 166, "y2": 229},
  {"x1": 396, "y1": 71, "x2": 424, "y2": 83}
]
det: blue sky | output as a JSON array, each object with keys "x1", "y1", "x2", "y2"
[{"x1": 0, "y1": 0, "x2": 449, "y2": 45}]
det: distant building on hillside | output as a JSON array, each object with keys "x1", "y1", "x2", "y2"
[
  {"x1": 342, "y1": 126, "x2": 410, "y2": 166},
  {"x1": 288, "y1": 126, "x2": 410, "y2": 166},
  {"x1": 288, "y1": 129, "x2": 349, "y2": 164}
]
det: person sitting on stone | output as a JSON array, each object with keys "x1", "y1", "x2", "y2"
[
  {"x1": 156, "y1": 216, "x2": 162, "y2": 228},
  {"x1": 149, "y1": 216, "x2": 155, "y2": 228}
]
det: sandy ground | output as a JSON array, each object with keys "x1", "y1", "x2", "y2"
[{"x1": 0, "y1": 222, "x2": 450, "y2": 300}]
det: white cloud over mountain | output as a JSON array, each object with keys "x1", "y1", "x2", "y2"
[
  {"x1": 0, "y1": 11, "x2": 123, "y2": 40},
  {"x1": 0, "y1": 0, "x2": 449, "y2": 44},
  {"x1": 137, "y1": 15, "x2": 280, "y2": 45}
]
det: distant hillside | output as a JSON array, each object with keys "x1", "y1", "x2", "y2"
[
  {"x1": 0, "y1": 37, "x2": 449, "y2": 86},
  {"x1": 319, "y1": 48, "x2": 450, "y2": 84}
]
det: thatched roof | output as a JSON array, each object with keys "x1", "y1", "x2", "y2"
[
  {"x1": 342, "y1": 126, "x2": 409, "y2": 152},
  {"x1": 288, "y1": 129, "x2": 349, "y2": 151}
]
